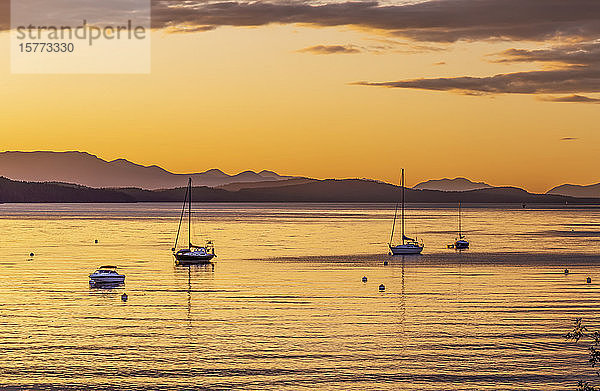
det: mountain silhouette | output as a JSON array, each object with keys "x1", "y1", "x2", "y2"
[
  {"x1": 3, "y1": 176, "x2": 597, "y2": 204},
  {"x1": 413, "y1": 177, "x2": 493, "y2": 191},
  {"x1": 0, "y1": 151, "x2": 293, "y2": 189},
  {"x1": 546, "y1": 183, "x2": 600, "y2": 198}
]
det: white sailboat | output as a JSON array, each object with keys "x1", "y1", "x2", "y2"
[
  {"x1": 454, "y1": 202, "x2": 469, "y2": 249},
  {"x1": 172, "y1": 178, "x2": 216, "y2": 265},
  {"x1": 389, "y1": 169, "x2": 424, "y2": 255}
]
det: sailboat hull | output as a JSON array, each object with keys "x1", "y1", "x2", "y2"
[
  {"x1": 174, "y1": 251, "x2": 215, "y2": 265},
  {"x1": 389, "y1": 244, "x2": 424, "y2": 255},
  {"x1": 454, "y1": 240, "x2": 469, "y2": 249}
]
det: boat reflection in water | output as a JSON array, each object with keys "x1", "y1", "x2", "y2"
[
  {"x1": 89, "y1": 281, "x2": 125, "y2": 289},
  {"x1": 175, "y1": 263, "x2": 215, "y2": 328}
]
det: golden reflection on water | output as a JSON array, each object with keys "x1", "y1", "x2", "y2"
[{"x1": 0, "y1": 203, "x2": 599, "y2": 390}]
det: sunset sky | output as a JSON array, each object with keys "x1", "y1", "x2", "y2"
[{"x1": 1, "y1": 0, "x2": 599, "y2": 192}]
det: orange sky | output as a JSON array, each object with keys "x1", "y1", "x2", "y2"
[{"x1": 1, "y1": 9, "x2": 599, "y2": 192}]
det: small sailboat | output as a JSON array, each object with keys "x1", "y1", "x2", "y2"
[
  {"x1": 172, "y1": 178, "x2": 216, "y2": 265},
  {"x1": 453, "y1": 202, "x2": 469, "y2": 249},
  {"x1": 389, "y1": 169, "x2": 424, "y2": 255}
]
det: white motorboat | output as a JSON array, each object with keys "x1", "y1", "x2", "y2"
[
  {"x1": 89, "y1": 266, "x2": 125, "y2": 286},
  {"x1": 172, "y1": 178, "x2": 216, "y2": 265},
  {"x1": 389, "y1": 168, "x2": 424, "y2": 255}
]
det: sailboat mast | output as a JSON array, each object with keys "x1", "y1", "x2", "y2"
[
  {"x1": 390, "y1": 197, "x2": 399, "y2": 245},
  {"x1": 188, "y1": 178, "x2": 192, "y2": 248},
  {"x1": 401, "y1": 168, "x2": 405, "y2": 245},
  {"x1": 458, "y1": 201, "x2": 462, "y2": 237},
  {"x1": 174, "y1": 182, "x2": 190, "y2": 250}
]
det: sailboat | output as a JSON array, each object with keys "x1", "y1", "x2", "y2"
[
  {"x1": 172, "y1": 178, "x2": 216, "y2": 265},
  {"x1": 453, "y1": 202, "x2": 469, "y2": 249},
  {"x1": 389, "y1": 169, "x2": 424, "y2": 255}
]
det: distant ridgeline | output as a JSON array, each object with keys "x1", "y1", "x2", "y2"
[
  {"x1": 0, "y1": 177, "x2": 134, "y2": 203},
  {"x1": 1, "y1": 177, "x2": 599, "y2": 204},
  {"x1": 1, "y1": 151, "x2": 598, "y2": 198},
  {"x1": 0, "y1": 151, "x2": 294, "y2": 189}
]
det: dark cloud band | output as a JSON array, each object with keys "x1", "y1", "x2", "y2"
[
  {"x1": 357, "y1": 40, "x2": 600, "y2": 98},
  {"x1": 543, "y1": 95, "x2": 600, "y2": 103},
  {"x1": 150, "y1": 0, "x2": 600, "y2": 42},
  {"x1": 298, "y1": 45, "x2": 361, "y2": 54},
  {"x1": 355, "y1": 67, "x2": 600, "y2": 94},
  {"x1": 2, "y1": 0, "x2": 598, "y2": 43}
]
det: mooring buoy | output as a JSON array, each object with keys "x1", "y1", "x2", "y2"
[
  {"x1": 94, "y1": 239, "x2": 99, "y2": 244},
  {"x1": 29, "y1": 252, "x2": 34, "y2": 257},
  {"x1": 362, "y1": 276, "x2": 368, "y2": 283},
  {"x1": 564, "y1": 269, "x2": 569, "y2": 274},
  {"x1": 379, "y1": 284, "x2": 385, "y2": 292},
  {"x1": 383, "y1": 261, "x2": 389, "y2": 266},
  {"x1": 587, "y1": 277, "x2": 592, "y2": 284},
  {"x1": 121, "y1": 293, "x2": 128, "y2": 302}
]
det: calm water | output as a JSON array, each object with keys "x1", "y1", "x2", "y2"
[{"x1": 1, "y1": 203, "x2": 600, "y2": 390}]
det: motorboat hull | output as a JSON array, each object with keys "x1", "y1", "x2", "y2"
[
  {"x1": 389, "y1": 244, "x2": 424, "y2": 255},
  {"x1": 89, "y1": 275, "x2": 125, "y2": 286}
]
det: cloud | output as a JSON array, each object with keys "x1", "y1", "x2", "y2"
[
  {"x1": 148, "y1": 0, "x2": 600, "y2": 101},
  {"x1": 493, "y1": 42, "x2": 600, "y2": 66},
  {"x1": 298, "y1": 45, "x2": 360, "y2": 54},
  {"x1": 148, "y1": 0, "x2": 600, "y2": 42},
  {"x1": 356, "y1": 40, "x2": 600, "y2": 98},
  {"x1": 2, "y1": 0, "x2": 599, "y2": 103},
  {"x1": 2, "y1": 0, "x2": 599, "y2": 45},
  {"x1": 354, "y1": 67, "x2": 600, "y2": 95},
  {"x1": 542, "y1": 95, "x2": 600, "y2": 103},
  {"x1": 4, "y1": 0, "x2": 150, "y2": 28},
  {"x1": 0, "y1": 0, "x2": 7, "y2": 31},
  {"x1": 166, "y1": 25, "x2": 217, "y2": 33}
]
